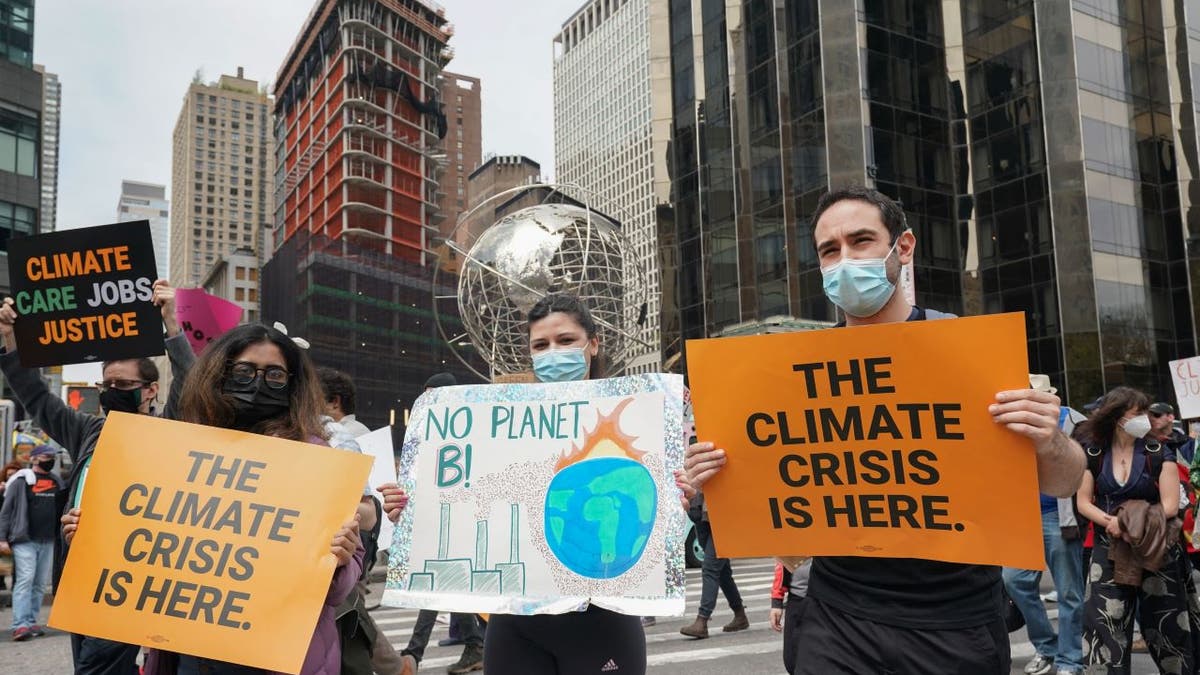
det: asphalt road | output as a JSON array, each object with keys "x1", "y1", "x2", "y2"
[{"x1": 0, "y1": 558, "x2": 1161, "y2": 674}]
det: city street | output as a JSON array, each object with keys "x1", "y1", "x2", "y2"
[{"x1": 0, "y1": 558, "x2": 1161, "y2": 674}]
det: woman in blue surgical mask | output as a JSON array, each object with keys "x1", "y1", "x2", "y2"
[
  {"x1": 481, "y1": 293, "x2": 648, "y2": 675},
  {"x1": 528, "y1": 293, "x2": 602, "y2": 383},
  {"x1": 1074, "y1": 386, "x2": 1199, "y2": 671}
]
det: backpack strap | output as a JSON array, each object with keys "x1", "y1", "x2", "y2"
[
  {"x1": 1143, "y1": 438, "x2": 1164, "y2": 480},
  {"x1": 1086, "y1": 445, "x2": 1105, "y2": 481}
]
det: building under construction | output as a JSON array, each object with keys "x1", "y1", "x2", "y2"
[{"x1": 264, "y1": 0, "x2": 481, "y2": 439}]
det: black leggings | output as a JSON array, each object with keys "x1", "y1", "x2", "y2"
[{"x1": 483, "y1": 606, "x2": 646, "y2": 675}]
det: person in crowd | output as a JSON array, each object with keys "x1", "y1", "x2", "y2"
[
  {"x1": 481, "y1": 293, "x2": 651, "y2": 675},
  {"x1": 312, "y1": 366, "x2": 413, "y2": 675},
  {"x1": 0, "y1": 442, "x2": 62, "y2": 641},
  {"x1": 1002, "y1": 375, "x2": 1087, "y2": 675},
  {"x1": 0, "y1": 460, "x2": 20, "y2": 592},
  {"x1": 685, "y1": 186, "x2": 1085, "y2": 674},
  {"x1": 58, "y1": 323, "x2": 366, "y2": 675},
  {"x1": 319, "y1": 367, "x2": 371, "y2": 438},
  {"x1": 679, "y1": 489, "x2": 748, "y2": 639},
  {"x1": 1076, "y1": 386, "x2": 1200, "y2": 671},
  {"x1": 1150, "y1": 402, "x2": 1194, "y2": 464},
  {"x1": 0, "y1": 280, "x2": 190, "y2": 673},
  {"x1": 1151, "y1": 401, "x2": 1200, "y2": 575},
  {"x1": 400, "y1": 371, "x2": 486, "y2": 675},
  {"x1": 770, "y1": 558, "x2": 811, "y2": 675}
]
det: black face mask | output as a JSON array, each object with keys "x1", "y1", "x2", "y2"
[
  {"x1": 222, "y1": 376, "x2": 290, "y2": 430},
  {"x1": 36, "y1": 458, "x2": 55, "y2": 472},
  {"x1": 99, "y1": 387, "x2": 142, "y2": 415}
]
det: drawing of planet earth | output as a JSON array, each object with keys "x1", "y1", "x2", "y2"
[{"x1": 543, "y1": 456, "x2": 658, "y2": 579}]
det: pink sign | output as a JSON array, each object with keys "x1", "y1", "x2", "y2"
[{"x1": 175, "y1": 288, "x2": 244, "y2": 354}]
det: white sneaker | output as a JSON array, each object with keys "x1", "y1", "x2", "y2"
[
  {"x1": 1024, "y1": 654, "x2": 1054, "y2": 675},
  {"x1": 1040, "y1": 590, "x2": 1058, "y2": 603}
]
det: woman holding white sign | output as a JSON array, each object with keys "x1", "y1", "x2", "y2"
[{"x1": 481, "y1": 293, "x2": 652, "y2": 675}]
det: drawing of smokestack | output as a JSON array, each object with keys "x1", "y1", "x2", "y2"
[
  {"x1": 509, "y1": 503, "x2": 519, "y2": 563},
  {"x1": 438, "y1": 503, "x2": 450, "y2": 559},
  {"x1": 475, "y1": 520, "x2": 488, "y2": 569}
]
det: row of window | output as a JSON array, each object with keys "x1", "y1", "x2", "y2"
[{"x1": 0, "y1": 107, "x2": 37, "y2": 178}]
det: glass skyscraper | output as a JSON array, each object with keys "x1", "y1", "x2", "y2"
[{"x1": 662, "y1": 0, "x2": 1200, "y2": 407}]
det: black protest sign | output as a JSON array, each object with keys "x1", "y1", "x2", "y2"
[{"x1": 8, "y1": 220, "x2": 163, "y2": 367}]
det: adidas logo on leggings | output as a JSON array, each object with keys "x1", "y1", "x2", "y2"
[{"x1": 601, "y1": 659, "x2": 619, "y2": 672}]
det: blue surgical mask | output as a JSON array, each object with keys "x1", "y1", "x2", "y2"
[
  {"x1": 821, "y1": 237, "x2": 901, "y2": 318},
  {"x1": 533, "y1": 347, "x2": 589, "y2": 383}
]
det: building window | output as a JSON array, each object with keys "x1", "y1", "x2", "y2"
[
  {"x1": 249, "y1": 268, "x2": 258, "y2": 282},
  {"x1": 235, "y1": 287, "x2": 245, "y2": 302},
  {"x1": 235, "y1": 266, "x2": 246, "y2": 280},
  {"x1": 0, "y1": 199, "x2": 35, "y2": 251},
  {"x1": 0, "y1": 107, "x2": 38, "y2": 177},
  {"x1": 0, "y1": 0, "x2": 34, "y2": 67},
  {"x1": 248, "y1": 288, "x2": 257, "y2": 302}
]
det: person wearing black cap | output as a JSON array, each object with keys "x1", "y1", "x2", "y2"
[
  {"x1": 1148, "y1": 402, "x2": 1193, "y2": 463},
  {"x1": 399, "y1": 372, "x2": 484, "y2": 675},
  {"x1": 0, "y1": 443, "x2": 62, "y2": 641}
]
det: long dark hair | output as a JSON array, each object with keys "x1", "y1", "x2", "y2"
[
  {"x1": 526, "y1": 293, "x2": 605, "y2": 378},
  {"x1": 1076, "y1": 386, "x2": 1151, "y2": 449},
  {"x1": 178, "y1": 324, "x2": 328, "y2": 442}
]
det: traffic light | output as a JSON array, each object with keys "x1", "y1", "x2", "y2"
[{"x1": 64, "y1": 386, "x2": 101, "y2": 416}]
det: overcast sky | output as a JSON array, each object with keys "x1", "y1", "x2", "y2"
[{"x1": 34, "y1": 0, "x2": 568, "y2": 232}]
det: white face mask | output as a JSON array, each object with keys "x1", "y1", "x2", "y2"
[{"x1": 1121, "y1": 414, "x2": 1153, "y2": 439}]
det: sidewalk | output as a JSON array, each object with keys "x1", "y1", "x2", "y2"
[{"x1": 0, "y1": 592, "x2": 73, "y2": 675}]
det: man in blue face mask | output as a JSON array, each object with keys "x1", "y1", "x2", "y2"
[{"x1": 686, "y1": 186, "x2": 1086, "y2": 675}]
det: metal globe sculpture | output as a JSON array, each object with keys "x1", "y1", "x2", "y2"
[{"x1": 433, "y1": 187, "x2": 646, "y2": 380}]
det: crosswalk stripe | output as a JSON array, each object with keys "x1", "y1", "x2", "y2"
[{"x1": 646, "y1": 638, "x2": 782, "y2": 666}]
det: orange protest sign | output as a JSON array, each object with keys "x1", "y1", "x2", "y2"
[
  {"x1": 49, "y1": 413, "x2": 372, "y2": 674},
  {"x1": 686, "y1": 312, "x2": 1043, "y2": 569}
]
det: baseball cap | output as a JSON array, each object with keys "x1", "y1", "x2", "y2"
[
  {"x1": 1083, "y1": 396, "x2": 1105, "y2": 414},
  {"x1": 1149, "y1": 402, "x2": 1175, "y2": 416},
  {"x1": 1029, "y1": 374, "x2": 1057, "y2": 395},
  {"x1": 29, "y1": 444, "x2": 55, "y2": 458}
]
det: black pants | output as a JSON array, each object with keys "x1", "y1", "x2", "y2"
[
  {"x1": 790, "y1": 597, "x2": 1010, "y2": 675},
  {"x1": 483, "y1": 606, "x2": 645, "y2": 675},
  {"x1": 782, "y1": 594, "x2": 805, "y2": 675},
  {"x1": 70, "y1": 634, "x2": 140, "y2": 675},
  {"x1": 1083, "y1": 535, "x2": 1200, "y2": 673},
  {"x1": 403, "y1": 610, "x2": 483, "y2": 662}
]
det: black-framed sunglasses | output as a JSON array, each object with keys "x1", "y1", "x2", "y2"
[
  {"x1": 226, "y1": 361, "x2": 291, "y2": 390},
  {"x1": 95, "y1": 379, "x2": 147, "y2": 391}
]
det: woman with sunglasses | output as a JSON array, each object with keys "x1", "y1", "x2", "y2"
[{"x1": 63, "y1": 324, "x2": 365, "y2": 675}]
